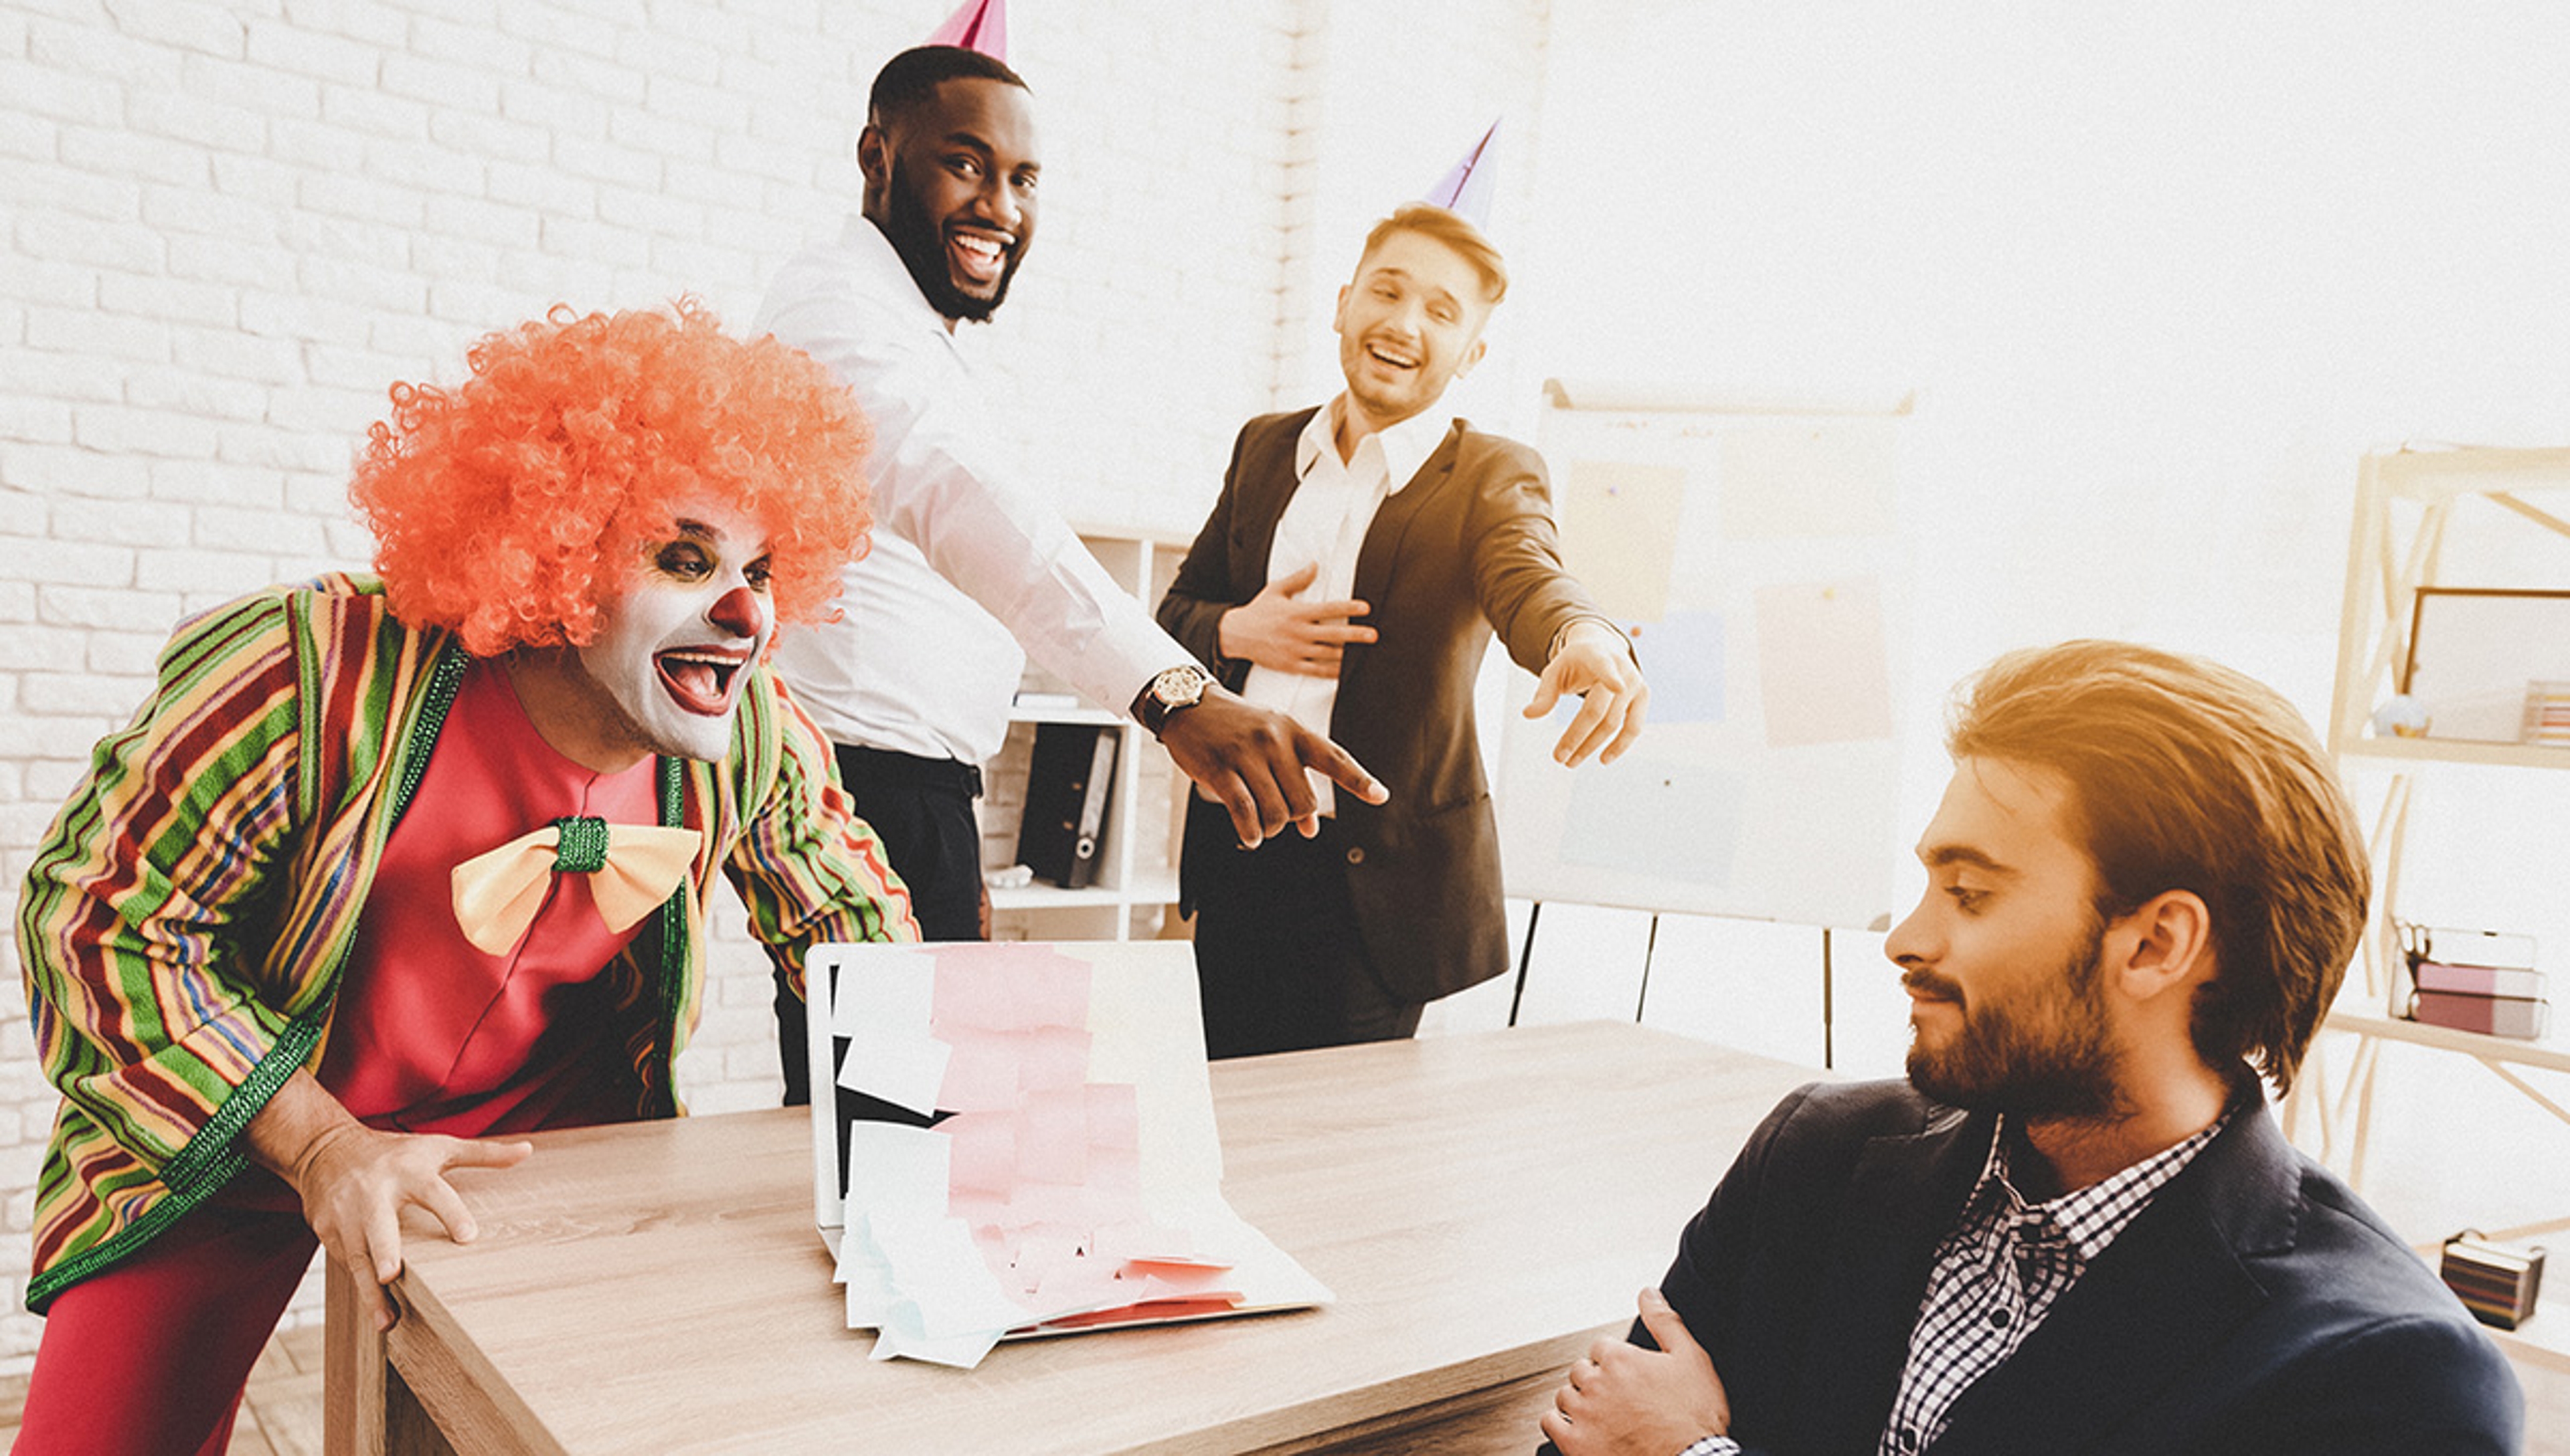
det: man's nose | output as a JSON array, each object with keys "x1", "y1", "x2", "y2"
[
  {"x1": 973, "y1": 175, "x2": 1020, "y2": 232},
  {"x1": 1883, "y1": 899, "x2": 1932, "y2": 968},
  {"x1": 708, "y1": 584, "x2": 764, "y2": 639}
]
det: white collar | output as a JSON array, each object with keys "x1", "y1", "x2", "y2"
[
  {"x1": 1295, "y1": 396, "x2": 1452, "y2": 495},
  {"x1": 841, "y1": 214, "x2": 972, "y2": 352}
]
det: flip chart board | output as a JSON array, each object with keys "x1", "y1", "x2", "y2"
[{"x1": 1496, "y1": 381, "x2": 1913, "y2": 929}]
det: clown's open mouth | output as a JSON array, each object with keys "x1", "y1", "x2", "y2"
[{"x1": 655, "y1": 648, "x2": 750, "y2": 715}]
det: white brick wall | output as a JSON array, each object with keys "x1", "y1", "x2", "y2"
[{"x1": 0, "y1": 0, "x2": 1550, "y2": 1374}]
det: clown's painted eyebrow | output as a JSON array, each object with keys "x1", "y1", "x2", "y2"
[{"x1": 663, "y1": 520, "x2": 764, "y2": 555}]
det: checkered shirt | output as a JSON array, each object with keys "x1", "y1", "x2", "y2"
[{"x1": 1870, "y1": 1111, "x2": 2230, "y2": 1455}]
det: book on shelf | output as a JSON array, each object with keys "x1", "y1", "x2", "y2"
[
  {"x1": 2412, "y1": 961, "x2": 2548, "y2": 1000},
  {"x1": 2440, "y1": 1232, "x2": 2546, "y2": 1331},
  {"x1": 1015, "y1": 721, "x2": 1120, "y2": 889},
  {"x1": 2526, "y1": 680, "x2": 2570, "y2": 747},
  {"x1": 2409, "y1": 989, "x2": 2550, "y2": 1040},
  {"x1": 2403, "y1": 924, "x2": 2537, "y2": 972}
]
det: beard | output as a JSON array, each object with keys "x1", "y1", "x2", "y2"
[
  {"x1": 879, "y1": 157, "x2": 1021, "y2": 323},
  {"x1": 1905, "y1": 914, "x2": 2126, "y2": 1121}
]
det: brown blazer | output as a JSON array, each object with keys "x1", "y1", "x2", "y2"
[{"x1": 1157, "y1": 408, "x2": 1608, "y2": 1003}]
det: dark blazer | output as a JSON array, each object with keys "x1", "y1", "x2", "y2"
[
  {"x1": 1592, "y1": 1079, "x2": 2522, "y2": 1456},
  {"x1": 1156, "y1": 408, "x2": 1606, "y2": 1003}
]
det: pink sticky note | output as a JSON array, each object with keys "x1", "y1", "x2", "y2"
[
  {"x1": 1035, "y1": 1296, "x2": 1244, "y2": 1332},
  {"x1": 936, "y1": 1028, "x2": 1023, "y2": 1113},
  {"x1": 931, "y1": 945, "x2": 1093, "y2": 1031},
  {"x1": 1015, "y1": 1089, "x2": 1090, "y2": 1185},
  {"x1": 942, "y1": 1111, "x2": 1017, "y2": 1199},
  {"x1": 932, "y1": 967, "x2": 1021, "y2": 1033},
  {"x1": 1004, "y1": 1182, "x2": 1090, "y2": 1229},
  {"x1": 1013, "y1": 960, "x2": 1091, "y2": 1028},
  {"x1": 1126, "y1": 1258, "x2": 1238, "y2": 1288},
  {"x1": 1084, "y1": 1083, "x2": 1140, "y2": 1150},
  {"x1": 1137, "y1": 1271, "x2": 1244, "y2": 1303},
  {"x1": 948, "y1": 1191, "x2": 1011, "y2": 1230},
  {"x1": 1031, "y1": 1255, "x2": 1126, "y2": 1313},
  {"x1": 1016, "y1": 1025, "x2": 1092, "y2": 1093},
  {"x1": 1013, "y1": 1229, "x2": 1082, "y2": 1273}
]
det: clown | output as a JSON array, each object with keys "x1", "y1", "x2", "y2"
[{"x1": 12, "y1": 302, "x2": 916, "y2": 1455}]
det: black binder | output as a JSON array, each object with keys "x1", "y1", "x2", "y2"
[{"x1": 1016, "y1": 723, "x2": 1119, "y2": 888}]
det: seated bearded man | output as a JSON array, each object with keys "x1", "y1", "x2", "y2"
[{"x1": 11, "y1": 301, "x2": 916, "y2": 1456}]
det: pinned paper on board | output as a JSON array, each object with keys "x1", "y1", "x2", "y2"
[
  {"x1": 1555, "y1": 460, "x2": 1687, "y2": 622},
  {"x1": 1559, "y1": 754, "x2": 1747, "y2": 886},
  {"x1": 1718, "y1": 424, "x2": 1898, "y2": 539},
  {"x1": 807, "y1": 941, "x2": 1330, "y2": 1368},
  {"x1": 1627, "y1": 610, "x2": 1725, "y2": 725},
  {"x1": 1753, "y1": 578, "x2": 1895, "y2": 748}
]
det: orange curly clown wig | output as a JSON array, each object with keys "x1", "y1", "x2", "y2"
[{"x1": 350, "y1": 300, "x2": 872, "y2": 656}]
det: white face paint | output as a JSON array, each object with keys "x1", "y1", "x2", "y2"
[{"x1": 576, "y1": 497, "x2": 776, "y2": 763}]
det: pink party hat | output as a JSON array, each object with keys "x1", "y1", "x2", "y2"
[
  {"x1": 1421, "y1": 118, "x2": 1500, "y2": 227},
  {"x1": 926, "y1": 0, "x2": 1007, "y2": 59}
]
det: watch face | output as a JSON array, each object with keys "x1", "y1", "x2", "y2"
[{"x1": 1156, "y1": 667, "x2": 1205, "y2": 706}]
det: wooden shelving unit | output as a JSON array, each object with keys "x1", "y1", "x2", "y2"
[
  {"x1": 978, "y1": 527, "x2": 1194, "y2": 943},
  {"x1": 2291, "y1": 444, "x2": 2570, "y2": 1369}
]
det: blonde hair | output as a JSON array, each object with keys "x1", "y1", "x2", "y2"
[
  {"x1": 1360, "y1": 203, "x2": 1508, "y2": 304},
  {"x1": 1948, "y1": 640, "x2": 2368, "y2": 1095}
]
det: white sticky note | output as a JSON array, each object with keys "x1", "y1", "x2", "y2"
[
  {"x1": 843, "y1": 1121, "x2": 950, "y2": 1224},
  {"x1": 830, "y1": 953, "x2": 936, "y2": 1037},
  {"x1": 867, "y1": 1207, "x2": 1029, "y2": 1340},
  {"x1": 867, "y1": 1311, "x2": 1007, "y2": 1368},
  {"x1": 839, "y1": 1228, "x2": 898, "y2": 1320},
  {"x1": 837, "y1": 1032, "x2": 952, "y2": 1115}
]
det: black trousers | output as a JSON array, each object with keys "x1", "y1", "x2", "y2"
[
  {"x1": 1187, "y1": 812, "x2": 1422, "y2": 1061},
  {"x1": 776, "y1": 744, "x2": 986, "y2": 1105}
]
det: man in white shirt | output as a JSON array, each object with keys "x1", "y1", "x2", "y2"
[
  {"x1": 755, "y1": 45, "x2": 1379, "y2": 1101},
  {"x1": 1156, "y1": 203, "x2": 1646, "y2": 1058},
  {"x1": 1537, "y1": 642, "x2": 2519, "y2": 1456}
]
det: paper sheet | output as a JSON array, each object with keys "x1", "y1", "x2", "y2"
[
  {"x1": 1559, "y1": 753, "x2": 1747, "y2": 887},
  {"x1": 1627, "y1": 610, "x2": 1725, "y2": 725},
  {"x1": 837, "y1": 1034, "x2": 950, "y2": 1115},
  {"x1": 1753, "y1": 578, "x2": 1894, "y2": 748},
  {"x1": 1556, "y1": 460, "x2": 1687, "y2": 622}
]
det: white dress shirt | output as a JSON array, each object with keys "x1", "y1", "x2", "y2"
[
  {"x1": 1237, "y1": 397, "x2": 1448, "y2": 814},
  {"x1": 754, "y1": 216, "x2": 1187, "y2": 766}
]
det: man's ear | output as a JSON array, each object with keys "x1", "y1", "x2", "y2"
[
  {"x1": 857, "y1": 124, "x2": 891, "y2": 201},
  {"x1": 2106, "y1": 889, "x2": 2215, "y2": 1004},
  {"x1": 1453, "y1": 335, "x2": 1488, "y2": 381}
]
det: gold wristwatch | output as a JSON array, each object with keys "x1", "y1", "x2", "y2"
[{"x1": 1134, "y1": 664, "x2": 1211, "y2": 736}]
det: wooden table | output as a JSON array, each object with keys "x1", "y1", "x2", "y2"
[{"x1": 325, "y1": 1020, "x2": 1821, "y2": 1455}]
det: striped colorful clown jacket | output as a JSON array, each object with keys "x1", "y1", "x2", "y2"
[{"x1": 15, "y1": 574, "x2": 916, "y2": 1309}]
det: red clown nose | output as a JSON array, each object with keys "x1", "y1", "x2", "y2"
[{"x1": 709, "y1": 585, "x2": 765, "y2": 639}]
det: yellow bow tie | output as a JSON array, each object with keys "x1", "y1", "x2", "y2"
[{"x1": 449, "y1": 816, "x2": 704, "y2": 956}]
